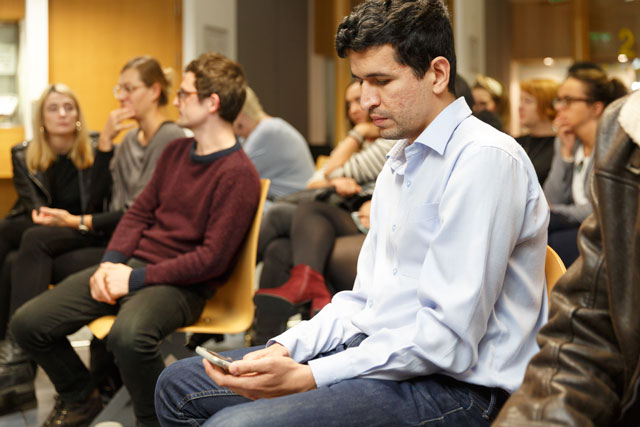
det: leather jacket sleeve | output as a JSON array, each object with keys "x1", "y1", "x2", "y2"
[
  {"x1": 494, "y1": 94, "x2": 640, "y2": 426},
  {"x1": 9, "y1": 142, "x2": 48, "y2": 216}
]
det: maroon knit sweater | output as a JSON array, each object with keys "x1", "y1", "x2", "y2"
[{"x1": 102, "y1": 138, "x2": 260, "y2": 291}]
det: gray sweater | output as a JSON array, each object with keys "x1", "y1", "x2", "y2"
[
  {"x1": 543, "y1": 136, "x2": 593, "y2": 224},
  {"x1": 91, "y1": 121, "x2": 185, "y2": 231}
]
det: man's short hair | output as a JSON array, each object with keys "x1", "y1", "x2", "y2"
[
  {"x1": 185, "y1": 52, "x2": 247, "y2": 123},
  {"x1": 335, "y1": 0, "x2": 456, "y2": 94}
]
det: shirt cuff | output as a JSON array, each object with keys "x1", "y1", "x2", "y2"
[
  {"x1": 129, "y1": 268, "x2": 146, "y2": 292},
  {"x1": 101, "y1": 250, "x2": 127, "y2": 264},
  {"x1": 307, "y1": 347, "x2": 356, "y2": 388}
]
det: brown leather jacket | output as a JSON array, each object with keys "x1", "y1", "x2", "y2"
[{"x1": 494, "y1": 92, "x2": 640, "y2": 426}]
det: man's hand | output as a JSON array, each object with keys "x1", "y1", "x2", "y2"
[
  {"x1": 242, "y1": 343, "x2": 291, "y2": 361},
  {"x1": 101, "y1": 262, "x2": 132, "y2": 300},
  {"x1": 203, "y1": 346, "x2": 317, "y2": 400},
  {"x1": 331, "y1": 177, "x2": 362, "y2": 197},
  {"x1": 32, "y1": 207, "x2": 78, "y2": 228},
  {"x1": 89, "y1": 264, "x2": 117, "y2": 305}
]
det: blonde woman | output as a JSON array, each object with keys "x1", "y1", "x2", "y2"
[
  {"x1": 472, "y1": 74, "x2": 511, "y2": 134},
  {"x1": 0, "y1": 83, "x2": 99, "y2": 304},
  {"x1": 0, "y1": 83, "x2": 106, "y2": 413}
]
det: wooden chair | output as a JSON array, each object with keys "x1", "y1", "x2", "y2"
[
  {"x1": 88, "y1": 179, "x2": 270, "y2": 340},
  {"x1": 545, "y1": 245, "x2": 566, "y2": 300}
]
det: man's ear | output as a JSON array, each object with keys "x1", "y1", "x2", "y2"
[
  {"x1": 208, "y1": 93, "x2": 221, "y2": 114},
  {"x1": 430, "y1": 56, "x2": 451, "y2": 95}
]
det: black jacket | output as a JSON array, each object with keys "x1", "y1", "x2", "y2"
[{"x1": 7, "y1": 140, "x2": 107, "y2": 218}]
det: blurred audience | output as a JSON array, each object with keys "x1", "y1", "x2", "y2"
[
  {"x1": 473, "y1": 74, "x2": 511, "y2": 133},
  {"x1": 307, "y1": 81, "x2": 394, "y2": 192},
  {"x1": 0, "y1": 83, "x2": 104, "y2": 415},
  {"x1": 0, "y1": 56, "x2": 184, "y2": 404},
  {"x1": 545, "y1": 67, "x2": 627, "y2": 265},
  {"x1": 251, "y1": 81, "x2": 394, "y2": 343},
  {"x1": 233, "y1": 87, "x2": 314, "y2": 201},
  {"x1": 495, "y1": 88, "x2": 640, "y2": 427},
  {"x1": 10, "y1": 52, "x2": 260, "y2": 427},
  {"x1": 516, "y1": 78, "x2": 559, "y2": 185}
]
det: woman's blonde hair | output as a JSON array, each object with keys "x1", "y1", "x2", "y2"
[
  {"x1": 474, "y1": 74, "x2": 511, "y2": 131},
  {"x1": 520, "y1": 78, "x2": 560, "y2": 122},
  {"x1": 27, "y1": 84, "x2": 93, "y2": 173},
  {"x1": 239, "y1": 86, "x2": 266, "y2": 122}
]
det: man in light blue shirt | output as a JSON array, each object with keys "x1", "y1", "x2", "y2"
[{"x1": 155, "y1": 1, "x2": 549, "y2": 425}]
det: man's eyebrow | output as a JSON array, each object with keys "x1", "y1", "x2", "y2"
[{"x1": 351, "y1": 72, "x2": 392, "y2": 79}]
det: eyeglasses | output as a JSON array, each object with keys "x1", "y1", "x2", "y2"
[
  {"x1": 552, "y1": 96, "x2": 592, "y2": 109},
  {"x1": 176, "y1": 89, "x2": 198, "y2": 102},
  {"x1": 44, "y1": 103, "x2": 77, "y2": 114},
  {"x1": 113, "y1": 84, "x2": 145, "y2": 98}
]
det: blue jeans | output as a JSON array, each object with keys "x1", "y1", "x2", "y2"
[{"x1": 155, "y1": 335, "x2": 507, "y2": 426}]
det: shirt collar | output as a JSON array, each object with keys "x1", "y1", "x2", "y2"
[
  {"x1": 413, "y1": 97, "x2": 472, "y2": 155},
  {"x1": 387, "y1": 97, "x2": 472, "y2": 173}
]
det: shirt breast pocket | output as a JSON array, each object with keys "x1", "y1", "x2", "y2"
[{"x1": 400, "y1": 202, "x2": 440, "y2": 278}]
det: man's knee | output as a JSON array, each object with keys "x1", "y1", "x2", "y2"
[
  {"x1": 108, "y1": 319, "x2": 159, "y2": 358},
  {"x1": 10, "y1": 299, "x2": 44, "y2": 348}
]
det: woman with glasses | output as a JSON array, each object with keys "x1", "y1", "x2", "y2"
[
  {"x1": 516, "y1": 78, "x2": 559, "y2": 185},
  {"x1": 544, "y1": 67, "x2": 626, "y2": 265},
  {"x1": 0, "y1": 56, "x2": 185, "y2": 408}
]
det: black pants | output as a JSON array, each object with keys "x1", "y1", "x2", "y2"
[
  {"x1": 258, "y1": 201, "x2": 362, "y2": 292},
  {"x1": 548, "y1": 212, "x2": 581, "y2": 267},
  {"x1": 10, "y1": 225, "x2": 106, "y2": 315},
  {"x1": 0, "y1": 216, "x2": 36, "y2": 339},
  {"x1": 10, "y1": 259, "x2": 206, "y2": 427}
]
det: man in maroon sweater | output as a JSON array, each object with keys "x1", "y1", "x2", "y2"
[{"x1": 10, "y1": 52, "x2": 260, "y2": 427}]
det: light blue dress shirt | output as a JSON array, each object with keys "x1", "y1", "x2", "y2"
[{"x1": 273, "y1": 97, "x2": 550, "y2": 393}]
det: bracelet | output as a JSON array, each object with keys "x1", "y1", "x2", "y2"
[
  {"x1": 348, "y1": 129, "x2": 365, "y2": 147},
  {"x1": 78, "y1": 215, "x2": 89, "y2": 234}
]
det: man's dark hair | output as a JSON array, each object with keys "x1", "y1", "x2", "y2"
[
  {"x1": 335, "y1": 0, "x2": 456, "y2": 94},
  {"x1": 185, "y1": 52, "x2": 247, "y2": 123},
  {"x1": 567, "y1": 61, "x2": 603, "y2": 77}
]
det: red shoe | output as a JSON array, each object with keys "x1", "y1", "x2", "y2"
[{"x1": 255, "y1": 264, "x2": 331, "y2": 318}]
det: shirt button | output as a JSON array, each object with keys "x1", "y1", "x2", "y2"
[
  {"x1": 392, "y1": 224, "x2": 396, "y2": 232},
  {"x1": 407, "y1": 180, "x2": 412, "y2": 188},
  {"x1": 367, "y1": 300, "x2": 373, "y2": 308},
  {"x1": 392, "y1": 268, "x2": 398, "y2": 275}
]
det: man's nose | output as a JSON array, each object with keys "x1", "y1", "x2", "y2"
[{"x1": 360, "y1": 82, "x2": 380, "y2": 111}]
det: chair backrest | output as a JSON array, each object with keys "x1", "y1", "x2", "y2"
[
  {"x1": 88, "y1": 178, "x2": 270, "y2": 340},
  {"x1": 545, "y1": 245, "x2": 566, "y2": 300},
  {"x1": 179, "y1": 178, "x2": 270, "y2": 333}
]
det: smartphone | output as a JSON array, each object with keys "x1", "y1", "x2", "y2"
[{"x1": 195, "y1": 346, "x2": 233, "y2": 372}]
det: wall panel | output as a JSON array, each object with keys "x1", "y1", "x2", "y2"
[{"x1": 49, "y1": 0, "x2": 182, "y2": 132}]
